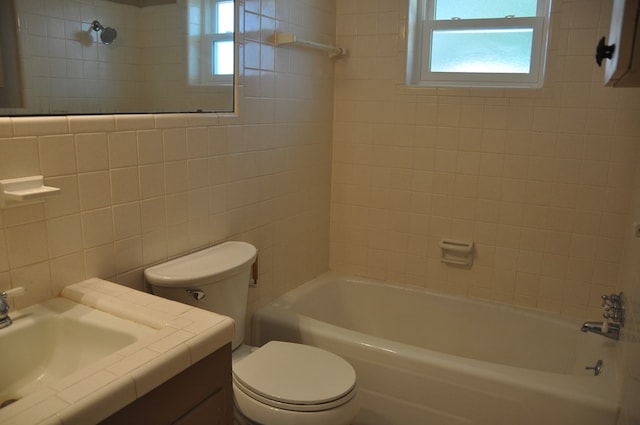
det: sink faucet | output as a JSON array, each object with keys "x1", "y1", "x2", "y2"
[
  {"x1": 0, "y1": 287, "x2": 27, "y2": 329},
  {"x1": 580, "y1": 321, "x2": 620, "y2": 340},
  {"x1": 0, "y1": 297, "x2": 10, "y2": 329}
]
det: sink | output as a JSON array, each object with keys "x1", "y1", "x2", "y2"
[
  {"x1": 0, "y1": 277, "x2": 234, "y2": 425},
  {"x1": 0, "y1": 297, "x2": 155, "y2": 406}
]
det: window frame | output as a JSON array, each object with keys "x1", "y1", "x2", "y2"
[
  {"x1": 202, "y1": 0, "x2": 234, "y2": 85},
  {"x1": 189, "y1": 0, "x2": 234, "y2": 87},
  {"x1": 406, "y1": 0, "x2": 552, "y2": 89}
]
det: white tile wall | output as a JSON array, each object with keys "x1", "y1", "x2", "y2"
[
  {"x1": 0, "y1": 0, "x2": 336, "y2": 316},
  {"x1": 331, "y1": 0, "x2": 640, "y2": 321}
]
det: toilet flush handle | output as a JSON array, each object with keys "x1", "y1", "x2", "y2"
[{"x1": 185, "y1": 289, "x2": 206, "y2": 301}]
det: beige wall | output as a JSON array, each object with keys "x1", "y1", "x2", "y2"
[
  {"x1": 0, "y1": 0, "x2": 337, "y2": 316},
  {"x1": 331, "y1": 0, "x2": 640, "y2": 320}
]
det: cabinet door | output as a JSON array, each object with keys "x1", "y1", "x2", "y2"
[
  {"x1": 174, "y1": 390, "x2": 226, "y2": 425},
  {"x1": 100, "y1": 344, "x2": 233, "y2": 425}
]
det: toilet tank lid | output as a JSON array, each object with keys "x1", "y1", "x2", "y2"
[{"x1": 144, "y1": 241, "x2": 257, "y2": 287}]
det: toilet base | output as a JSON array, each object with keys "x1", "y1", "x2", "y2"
[
  {"x1": 233, "y1": 382, "x2": 359, "y2": 425},
  {"x1": 234, "y1": 406, "x2": 258, "y2": 425}
]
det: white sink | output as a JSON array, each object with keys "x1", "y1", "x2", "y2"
[
  {"x1": 0, "y1": 278, "x2": 234, "y2": 425},
  {"x1": 0, "y1": 297, "x2": 154, "y2": 407}
]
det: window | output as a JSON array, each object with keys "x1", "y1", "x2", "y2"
[
  {"x1": 406, "y1": 0, "x2": 552, "y2": 88},
  {"x1": 188, "y1": 0, "x2": 234, "y2": 86}
]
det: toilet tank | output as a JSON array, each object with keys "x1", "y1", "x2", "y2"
[{"x1": 144, "y1": 241, "x2": 257, "y2": 349}]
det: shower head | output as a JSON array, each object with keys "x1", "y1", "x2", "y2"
[
  {"x1": 90, "y1": 20, "x2": 117, "y2": 45},
  {"x1": 100, "y1": 26, "x2": 117, "y2": 45}
]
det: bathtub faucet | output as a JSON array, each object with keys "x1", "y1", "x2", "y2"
[
  {"x1": 580, "y1": 321, "x2": 620, "y2": 340},
  {"x1": 580, "y1": 291, "x2": 625, "y2": 340}
]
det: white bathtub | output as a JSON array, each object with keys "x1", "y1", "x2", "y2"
[{"x1": 252, "y1": 272, "x2": 620, "y2": 425}]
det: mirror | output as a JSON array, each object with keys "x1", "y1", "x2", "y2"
[{"x1": 0, "y1": 0, "x2": 234, "y2": 116}]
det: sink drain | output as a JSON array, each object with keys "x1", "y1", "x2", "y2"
[{"x1": 0, "y1": 398, "x2": 19, "y2": 409}]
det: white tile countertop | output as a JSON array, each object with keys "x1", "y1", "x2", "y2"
[{"x1": 0, "y1": 278, "x2": 235, "y2": 425}]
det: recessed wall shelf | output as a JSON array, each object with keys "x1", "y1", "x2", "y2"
[
  {"x1": 272, "y1": 31, "x2": 347, "y2": 58},
  {"x1": 0, "y1": 175, "x2": 61, "y2": 208}
]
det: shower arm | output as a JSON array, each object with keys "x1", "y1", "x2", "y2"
[{"x1": 90, "y1": 20, "x2": 104, "y2": 32}]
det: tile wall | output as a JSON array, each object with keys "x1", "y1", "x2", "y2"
[
  {"x1": 331, "y1": 0, "x2": 640, "y2": 320},
  {"x1": 0, "y1": 0, "x2": 337, "y2": 319}
]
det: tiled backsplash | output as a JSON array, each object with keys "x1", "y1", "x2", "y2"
[{"x1": 331, "y1": 0, "x2": 640, "y2": 320}]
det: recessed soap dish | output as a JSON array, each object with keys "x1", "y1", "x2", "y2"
[
  {"x1": 0, "y1": 176, "x2": 61, "y2": 207},
  {"x1": 439, "y1": 238, "x2": 474, "y2": 266}
]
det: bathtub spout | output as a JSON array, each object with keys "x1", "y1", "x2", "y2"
[{"x1": 580, "y1": 321, "x2": 620, "y2": 340}]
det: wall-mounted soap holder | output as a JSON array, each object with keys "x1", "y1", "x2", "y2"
[
  {"x1": 0, "y1": 176, "x2": 61, "y2": 208},
  {"x1": 439, "y1": 239, "x2": 474, "y2": 266}
]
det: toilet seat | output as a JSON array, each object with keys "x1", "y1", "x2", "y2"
[{"x1": 233, "y1": 341, "x2": 357, "y2": 413}]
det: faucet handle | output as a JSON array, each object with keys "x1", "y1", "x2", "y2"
[
  {"x1": 1, "y1": 287, "x2": 26, "y2": 298},
  {"x1": 601, "y1": 293, "x2": 623, "y2": 311},
  {"x1": 603, "y1": 311, "x2": 621, "y2": 322},
  {"x1": 601, "y1": 293, "x2": 616, "y2": 304},
  {"x1": 601, "y1": 292, "x2": 625, "y2": 327}
]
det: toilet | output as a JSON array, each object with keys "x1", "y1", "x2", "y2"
[{"x1": 144, "y1": 241, "x2": 359, "y2": 425}]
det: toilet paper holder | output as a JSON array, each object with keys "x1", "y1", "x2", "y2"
[{"x1": 439, "y1": 239, "x2": 474, "y2": 266}]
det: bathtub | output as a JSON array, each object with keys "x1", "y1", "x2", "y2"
[{"x1": 252, "y1": 272, "x2": 619, "y2": 425}]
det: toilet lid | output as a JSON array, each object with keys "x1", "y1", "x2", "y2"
[{"x1": 233, "y1": 341, "x2": 356, "y2": 409}]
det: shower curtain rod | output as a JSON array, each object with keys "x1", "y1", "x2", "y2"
[{"x1": 272, "y1": 31, "x2": 347, "y2": 58}]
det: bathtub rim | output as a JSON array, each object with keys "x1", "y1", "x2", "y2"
[
  {"x1": 268, "y1": 271, "x2": 594, "y2": 329},
  {"x1": 252, "y1": 271, "x2": 621, "y2": 414}
]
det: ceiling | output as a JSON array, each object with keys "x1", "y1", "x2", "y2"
[{"x1": 106, "y1": 0, "x2": 176, "y2": 6}]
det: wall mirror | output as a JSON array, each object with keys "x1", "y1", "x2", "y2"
[{"x1": 0, "y1": 0, "x2": 235, "y2": 116}]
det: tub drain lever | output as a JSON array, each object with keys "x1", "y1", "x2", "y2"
[{"x1": 585, "y1": 359, "x2": 603, "y2": 376}]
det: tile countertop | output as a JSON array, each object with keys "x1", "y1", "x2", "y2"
[{"x1": 1, "y1": 278, "x2": 235, "y2": 425}]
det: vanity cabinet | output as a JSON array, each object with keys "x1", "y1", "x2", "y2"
[{"x1": 100, "y1": 343, "x2": 233, "y2": 425}]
